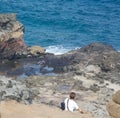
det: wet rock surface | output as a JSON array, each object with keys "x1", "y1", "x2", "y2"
[
  {"x1": 44, "y1": 42, "x2": 120, "y2": 85},
  {"x1": 0, "y1": 41, "x2": 120, "y2": 118},
  {"x1": 45, "y1": 42, "x2": 120, "y2": 74},
  {"x1": 0, "y1": 40, "x2": 120, "y2": 118},
  {"x1": 0, "y1": 14, "x2": 120, "y2": 118}
]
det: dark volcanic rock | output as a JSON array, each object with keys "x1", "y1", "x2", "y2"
[
  {"x1": 80, "y1": 42, "x2": 116, "y2": 53},
  {"x1": 43, "y1": 42, "x2": 120, "y2": 85},
  {"x1": 45, "y1": 43, "x2": 120, "y2": 73}
]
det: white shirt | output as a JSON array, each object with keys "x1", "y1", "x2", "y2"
[{"x1": 64, "y1": 98, "x2": 79, "y2": 112}]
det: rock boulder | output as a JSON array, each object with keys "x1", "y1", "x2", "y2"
[
  {"x1": 112, "y1": 91, "x2": 120, "y2": 104},
  {"x1": 107, "y1": 90, "x2": 120, "y2": 118},
  {"x1": 27, "y1": 46, "x2": 46, "y2": 56}
]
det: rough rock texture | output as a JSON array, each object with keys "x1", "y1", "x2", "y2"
[
  {"x1": 0, "y1": 14, "x2": 120, "y2": 118},
  {"x1": 45, "y1": 43, "x2": 119, "y2": 72},
  {"x1": 112, "y1": 91, "x2": 120, "y2": 104},
  {"x1": 1, "y1": 72, "x2": 117, "y2": 118},
  {"x1": 44, "y1": 43, "x2": 120, "y2": 84},
  {"x1": 27, "y1": 46, "x2": 46, "y2": 56},
  {"x1": 0, "y1": 14, "x2": 45, "y2": 59},
  {"x1": 107, "y1": 90, "x2": 120, "y2": 118},
  {"x1": 0, "y1": 14, "x2": 24, "y2": 41},
  {"x1": 0, "y1": 76, "x2": 38, "y2": 104},
  {"x1": 0, "y1": 14, "x2": 27, "y2": 59}
]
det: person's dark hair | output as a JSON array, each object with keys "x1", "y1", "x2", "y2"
[{"x1": 69, "y1": 92, "x2": 76, "y2": 99}]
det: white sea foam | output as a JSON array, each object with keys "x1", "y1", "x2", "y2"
[{"x1": 45, "y1": 45, "x2": 79, "y2": 55}]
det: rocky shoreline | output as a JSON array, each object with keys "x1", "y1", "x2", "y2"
[
  {"x1": 0, "y1": 14, "x2": 45, "y2": 60},
  {"x1": 0, "y1": 14, "x2": 120, "y2": 118}
]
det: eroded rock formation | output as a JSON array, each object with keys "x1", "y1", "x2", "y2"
[
  {"x1": 44, "y1": 43, "x2": 120, "y2": 84},
  {"x1": 0, "y1": 13, "x2": 120, "y2": 118},
  {"x1": 0, "y1": 14, "x2": 45, "y2": 59},
  {"x1": 45, "y1": 43, "x2": 120, "y2": 72},
  {"x1": 107, "y1": 90, "x2": 120, "y2": 118},
  {"x1": 0, "y1": 14, "x2": 27, "y2": 59}
]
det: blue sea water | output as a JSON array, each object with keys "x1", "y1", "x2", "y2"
[{"x1": 0, "y1": 0, "x2": 120, "y2": 54}]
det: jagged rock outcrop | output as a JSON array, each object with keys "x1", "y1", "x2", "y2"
[
  {"x1": 0, "y1": 14, "x2": 45, "y2": 59},
  {"x1": 107, "y1": 90, "x2": 120, "y2": 118},
  {"x1": 0, "y1": 14, "x2": 27, "y2": 59},
  {"x1": 45, "y1": 43, "x2": 120, "y2": 72},
  {"x1": 43, "y1": 42, "x2": 120, "y2": 86}
]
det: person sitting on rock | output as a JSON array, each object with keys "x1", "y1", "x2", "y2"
[{"x1": 64, "y1": 92, "x2": 84, "y2": 113}]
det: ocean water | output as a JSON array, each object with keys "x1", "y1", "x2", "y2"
[{"x1": 0, "y1": 0, "x2": 120, "y2": 54}]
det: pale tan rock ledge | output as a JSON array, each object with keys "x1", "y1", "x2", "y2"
[
  {"x1": 107, "y1": 90, "x2": 120, "y2": 118},
  {"x1": 0, "y1": 100, "x2": 95, "y2": 118}
]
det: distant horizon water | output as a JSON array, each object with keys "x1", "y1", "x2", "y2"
[{"x1": 0, "y1": 0, "x2": 120, "y2": 54}]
